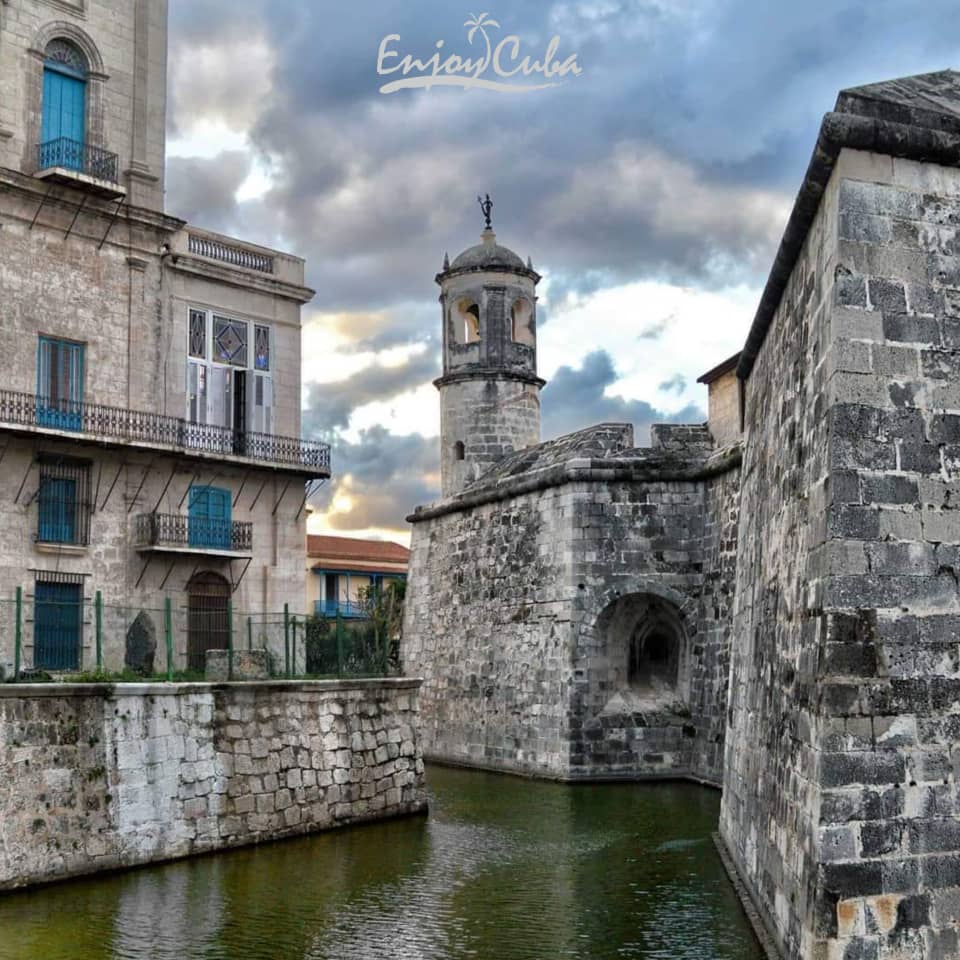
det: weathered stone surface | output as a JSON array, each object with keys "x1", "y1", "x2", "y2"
[
  {"x1": 0, "y1": 680, "x2": 426, "y2": 891},
  {"x1": 125, "y1": 611, "x2": 157, "y2": 676},
  {"x1": 205, "y1": 650, "x2": 271, "y2": 682},
  {"x1": 403, "y1": 423, "x2": 740, "y2": 787},
  {"x1": 721, "y1": 69, "x2": 960, "y2": 960}
]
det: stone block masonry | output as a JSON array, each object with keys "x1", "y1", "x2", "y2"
[
  {"x1": 0, "y1": 679, "x2": 426, "y2": 890},
  {"x1": 721, "y1": 71, "x2": 960, "y2": 960},
  {"x1": 404, "y1": 422, "x2": 742, "y2": 785}
]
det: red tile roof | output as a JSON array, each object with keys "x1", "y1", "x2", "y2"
[{"x1": 306, "y1": 535, "x2": 410, "y2": 566}]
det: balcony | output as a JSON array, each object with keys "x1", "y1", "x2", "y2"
[
  {"x1": 0, "y1": 390, "x2": 331, "y2": 476},
  {"x1": 314, "y1": 600, "x2": 368, "y2": 620},
  {"x1": 135, "y1": 513, "x2": 253, "y2": 558},
  {"x1": 188, "y1": 234, "x2": 274, "y2": 274},
  {"x1": 34, "y1": 138, "x2": 125, "y2": 200}
]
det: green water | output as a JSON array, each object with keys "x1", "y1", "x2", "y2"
[{"x1": 0, "y1": 766, "x2": 763, "y2": 960}]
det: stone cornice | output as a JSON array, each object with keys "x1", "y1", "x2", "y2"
[
  {"x1": 433, "y1": 369, "x2": 546, "y2": 390},
  {"x1": 408, "y1": 442, "x2": 743, "y2": 523},
  {"x1": 0, "y1": 165, "x2": 185, "y2": 234},
  {"x1": 0, "y1": 678, "x2": 424, "y2": 698},
  {"x1": 435, "y1": 263, "x2": 541, "y2": 285},
  {"x1": 165, "y1": 254, "x2": 317, "y2": 305}
]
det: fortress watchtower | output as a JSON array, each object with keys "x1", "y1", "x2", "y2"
[{"x1": 435, "y1": 199, "x2": 545, "y2": 497}]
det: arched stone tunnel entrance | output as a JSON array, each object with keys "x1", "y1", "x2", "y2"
[{"x1": 569, "y1": 590, "x2": 697, "y2": 779}]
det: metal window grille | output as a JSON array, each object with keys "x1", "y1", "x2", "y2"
[
  {"x1": 187, "y1": 572, "x2": 231, "y2": 672},
  {"x1": 32, "y1": 575, "x2": 84, "y2": 671},
  {"x1": 36, "y1": 457, "x2": 91, "y2": 545},
  {"x1": 254, "y1": 325, "x2": 270, "y2": 371},
  {"x1": 189, "y1": 309, "x2": 206, "y2": 359},
  {"x1": 44, "y1": 39, "x2": 87, "y2": 73}
]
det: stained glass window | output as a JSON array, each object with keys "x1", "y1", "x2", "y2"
[
  {"x1": 189, "y1": 309, "x2": 206, "y2": 359},
  {"x1": 213, "y1": 317, "x2": 247, "y2": 367},
  {"x1": 255, "y1": 325, "x2": 270, "y2": 371}
]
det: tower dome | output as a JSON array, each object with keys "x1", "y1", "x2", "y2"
[
  {"x1": 434, "y1": 199, "x2": 545, "y2": 498},
  {"x1": 448, "y1": 230, "x2": 528, "y2": 272}
]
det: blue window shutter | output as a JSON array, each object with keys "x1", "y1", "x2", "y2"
[
  {"x1": 34, "y1": 582, "x2": 82, "y2": 671},
  {"x1": 189, "y1": 486, "x2": 232, "y2": 549},
  {"x1": 41, "y1": 70, "x2": 60, "y2": 143},
  {"x1": 36, "y1": 338, "x2": 83, "y2": 431},
  {"x1": 41, "y1": 68, "x2": 86, "y2": 169},
  {"x1": 38, "y1": 477, "x2": 76, "y2": 543}
]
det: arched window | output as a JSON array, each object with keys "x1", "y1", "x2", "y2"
[
  {"x1": 40, "y1": 39, "x2": 88, "y2": 172},
  {"x1": 454, "y1": 441, "x2": 465, "y2": 461},
  {"x1": 455, "y1": 299, "x2": 481, "y2": 344},
  {"x1": 511, "y1": 298, "x2": 535, "y2": 346}
]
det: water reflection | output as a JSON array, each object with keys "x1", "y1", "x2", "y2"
[
  {"x1": 112, "y1": 862, "x2": 227, "y2": 959},
  {"x1": 0, "y1": 767, "x2": 762, "y2": 960}
]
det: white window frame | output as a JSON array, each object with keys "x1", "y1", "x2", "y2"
[{"x1": 186, "y1": 307, "x2": 272, "y2": 434}]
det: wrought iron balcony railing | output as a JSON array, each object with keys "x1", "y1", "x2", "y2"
[
  {"x1": 135, "y1": 513, "x2": 253, "y2": 554},
  {"x1": 314, "y1": 599, "x2": 368, "y2": 620},
  {"x1": 37, "y1": 137, "x2": 120, "y2": 185},
  {"x1": 0, "y1": 390, "x2": 331, "y2": 473}
]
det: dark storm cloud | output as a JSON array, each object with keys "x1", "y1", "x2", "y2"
[
  {"x1": 165, "y1": 152, "x2": 252, "y2": 232},
  {"x1": 307, "y1": 427, "x2": 439, "y2": 531},
  {"x1": 167, "y1": 0, "x2": 959, "y2": 530},
  {"x1": 541, "y1": 351, "x2": 703, "y2": 444},
  {"x1": 302, "y1": 349, "x2": 440, "y2": 433},
  {"x1": 168, "y1": 0, "x2": 960, "y2": 309}
]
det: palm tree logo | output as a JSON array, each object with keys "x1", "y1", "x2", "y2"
[{"x1": 464, "y1": 12, "x2": 500, "y2": 73}]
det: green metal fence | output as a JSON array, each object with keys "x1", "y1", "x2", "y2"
[{"x1": 0, "y1": 590, "x2": 394, "y2": 683}]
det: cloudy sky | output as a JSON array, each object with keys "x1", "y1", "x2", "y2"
[{"x1": 166, "y1": 0, "x2": 954, "y2": 542}]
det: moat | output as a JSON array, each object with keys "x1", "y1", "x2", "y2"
[{"x1": 0, "y1": 766, "x2": 762, "y2": 960}]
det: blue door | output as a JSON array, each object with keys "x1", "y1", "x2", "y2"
[
  {"x1": 34, "y1": 582, "x2": 82, "y2": 671},
  {"x1": 189, "y1": 486, "x2": 233, "y2": 550},
  {"x1": 38, "y1": 476, "x2": 77, "y2": 543},
  {"x1": 37, "y1": 337, "x2": 84, "y2": 431},
  {"x1": 41, "y1": 66, "x2": 86, "y2": 170}
]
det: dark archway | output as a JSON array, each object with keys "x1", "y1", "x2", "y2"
[
  {"x1": 593, "y1": 591, "x2": 689, "y2": 706},
  {"x1": 187, "y1": 571, "x2": 230, "y2": 672}
]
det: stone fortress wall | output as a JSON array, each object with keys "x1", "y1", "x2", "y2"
[
  {"x1": 403, "y1": 421, "x2": 742, "y2": 786},
  {"x1": 722, "y1": 75, "x2": 960, "y2": 960},
  {"x1": 404, "y1": 68, "x2": 960, "y2": 960},
  {"x1": 0, "y1": 679, "x2": 426, "y2": 890}
]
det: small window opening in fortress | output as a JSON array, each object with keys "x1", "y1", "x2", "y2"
[
  {"x1": 454, "y1": 441, "x2": 465, "y2": 461},
  {"x1": 455, "y1": 299, "x2": 481, "y2": 343}
]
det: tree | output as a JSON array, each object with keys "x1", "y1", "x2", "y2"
[{"x1": 358, "y1": 578, "x2": 407, "y2": 671}]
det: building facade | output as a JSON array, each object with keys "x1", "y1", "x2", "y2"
[
  {"x1": 306, "y1": 535, "x2": 409, "y2": 619},
  {"x1": 0, "y1": 0, "x2": 327, "y2": 676}
]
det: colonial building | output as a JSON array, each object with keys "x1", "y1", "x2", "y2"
[
  {"x1": 0, "y1": 0, "x2": 327, "y2": 674},
  {"x1": 306, "y1": 535, "x2": 409, "y2": 619}
]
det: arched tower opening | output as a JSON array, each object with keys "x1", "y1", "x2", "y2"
[
  {"x1": 455, "y1": 299, "x2": 481, "y2": 344},
  {"x1": 511, "y1": 297, "x2": 535, "y2": 346}
]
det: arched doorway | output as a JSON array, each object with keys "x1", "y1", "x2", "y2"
[{"x1": 187, "y1": 572, "x2": 230, "y2": 672}]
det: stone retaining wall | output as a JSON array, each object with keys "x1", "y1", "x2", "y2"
[{"x1": 0, "y1": 679, "x2": 426, "y2": 891}]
